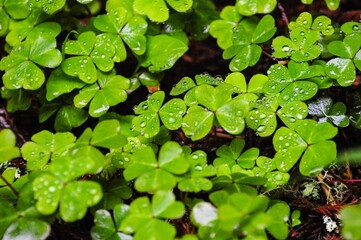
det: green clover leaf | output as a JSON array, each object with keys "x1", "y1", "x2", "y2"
[
  {"x1": 74, "y1": 70, "x2": 130, "y2": 117},
  {"x1": 325, "y1": 35, "x2": 361, "y2": 86},
  {"x1": 32, "y1": 148, "x2": 104, "y2": 221},
  {"x1": 178, "y1": 150, "x2": 216, "y2": 192},
  {"x1": 3, "y1": 218, "x2": 50, "y2": 240},
  {"x1": 223, "y1": 15, "x2": 276, "y2": 71},
  {"x1": 341, "y1": 205, "x2": 361, "y2": 240},
  {"x1": 0, "y1": 201, "x2": 17, "y2": 237},
  {"x1": 60, "y1": 181, "x2": 103, "y2": 222},
  {"x1": 133, "y1": 0, "x2": 192, "y2": 22},
  {"x1": 61, "y1": 31, "x2": 116, "y2": 83},
  {"x1": 236, "y1": 0, "x2": 277, "y2": 16},
  {"x1": 0, "y1": 9, "x2": 9, "y2": 37},
  {"x1": 214, "y1": 139, "x2": 258, "y2": 169},
  {"x1": 277, "y1": 101, "x2": 308, "y2": 130},
  {"x1": 54, "y1": 105, "x2": 88, "y2": 132},
  {"x1": 273, "y1": 120, "x2": 337, "y2": 176},
  {"x1": 272, "y1": 12, "x2": 333, "y2": 61},
  {"x1": 46, "y1": 68, "x2": 86, "y2": 101},
  {"x1": 95, "y1": 179, "x2": 132, "y2": 210},
  {"x1": 264, "y1": 61, "x2": 321, "y2": 106},
  {"x1": 327, "y1": 35, "x2": 361, "y2": 58},
  {"x1": 266, "y1": 201, "x2": 290, "y2": 239},
  {"x1": 216, "y1": 96, "x2": 249, "y2": 135},
  {"x1": 246, "y1": 94, "x2": 279, "y2": 137},
  {"x1": 33, "y1": 0, "x2": 66, "y2": 14},
  {"x1": 159, "y1": 98, "x2": 187, "y2": 130},
  {"x1": 182, "y1": 106, "x2": 214, "y2": 141},
  {"x1": 124, "y1": 142, "x2": 189, "y2": 192},
  {"x1": 169, "y1": 76, "x2": 196, "y2": 96},
  {"x1": 209, "y1": 6, "x2": 242, "y2": 50},
  {"x1": 21, "y1": 130, "x2": 76, "y2": 170},
  {"x1": 121, "y1": 191, "x2": 184, "y2": 240},
  {"x1": 1, "y1": 0, "x2": 31, "y2": 20},
  {"x1": 308, "y1": 96, "x2": 349, "y2": 127},
  {"x1": 0, "y1": 34, "x2": 62, "y2": 90},
  {"x1": 325, "y1": 58, "x2": 355, "y2": 86},
  {"x1": 195, "y1": 84, "x2": 233, "y2": 111},
  {"x1": 0, "y1": 129, "x2": 20, "y2": 163},
  {"x1": 91, "y1": 204, "x2": 132, "y2": 240},
  {"x1": 132, "y1": 91, "x2": 165, "y2": 138},
  {"x1": 138, "y1": 34, "x2": 188, "y2": 72},
  {"x1": 94, "y1": 7, "x2": 147, "y2": 58},
  {"x1": 91, "y1": 119, "x2": 127, "y2": 149}
]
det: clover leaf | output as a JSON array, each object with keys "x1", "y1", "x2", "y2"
[
  {"x1": 159, "y1": 98, "x2": 187, "y2": 130},
  {"x1": 266, "y1": 201, "x2": 291, "y2": 239},
  {"x1": 74, "y1": 70, "x2": 130, "y2": 117},
  {"x1": 46, "y1": 68, "x2": 86, "y2": 101},
  {"x1": 133, "y1": 0, "x2": 192, "y2": 22},
  {"x1": 3, "y1": 218, "x2": 50, "y2": 240},
  {"x1": 246, "y1": 95, "x2": 279, "y2": 137},
  {"x1": 273, "y1": 120, "x2": 337, "y2": 176},
  {"x1": 325, "y1": 58, "x2": 355, "y2": 86},
  {"x1": 277, "y1": 101, "x2": 308, "y2": 130},
  {"x1": 91, "y1": 204, "x2": 132, "y2": 240},
  {"x1": 124, "y1": 142, "x2": 189, "y2": 192},
  {"x1": 21, "y1": 130, "x2": 76, "y2": 170},
  {"x1": 325, "y1": 35, "x2": 361, "y2": 86},
  {"x1": 214, "y1": 138, "x2": 258, "y2": 169},
  {"x1": 61, "y1": 31, "x2": 116, "y2": 83},
  {"x1": 182, "y1": 106, "x2": 214, "y2": 140},
  {"x1": 182, "y1": 83, "x2": 249, "y2": 140},
  {"x1": 209, "y1": 6, "x2": 242, "y2": 49},
  {"x1": 169, "y1": 76, "x2": 196, "y2": 96},
  {"x1": 120, "y1": 191, "x2": 185, "y2": 240},
  {"x1": 32, "y1": 148, "x2": 105, "y2": 221},
  {"x1": 94, "y1": 7, "x2": 147, "y2": 58},
  {"x1": 341, "y1": 205, "x2": 361, "y2": 240},
  {"x1": 178, "y1": 150, "x2": 216, "y2": 192},
  {"x1": 264, "y1": 61, "x2": 321, "y2": 106},
  {"x1": 272, "y1": 12, "x2": 333, "y2": 61},
  {"x1": 0, "y1": 129, "x2": 20, "y2": 163},
  {"x1": 0, "y1": 33, "x2": 62, "y2": 90},
  {"x1": 132, "y1": 91, "x2": 165, "y2": 138},
  {"x1": 223, "y1": 15, "x2": 276, "y2": 71},
  {"x1": 91, "y1": 119, "x2": 127, "y2": 149},
  {"x1": 138, "y1": 34, "x2": 188, "y2": 72},
  {"x1": 183, "y1": 0, "x2": 218, "y2": 41},
  {"x1": 54, "y1": 105, "x2": 88, "y2": 132},
  {"x1": 236, "y1": 0, "x2": 277, "y2": 16},
  {"x1": 95, "y1": 178, "x2": 132, "y2": 210},
  {"x1": 308, "y1": 96, "x2": 349, "y2": 127},
  {"x1": 1, "y1": 0, "x2": 32, "y2": 20},
  {"x1": 33, "y1": 0, "x2": 66, "y2": 14},
  {"x1": 0, "y1": 9, "x2": 9, "y2": 37}
]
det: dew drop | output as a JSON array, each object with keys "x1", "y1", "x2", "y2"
[{"x1": 282, "y1": 45, "x2": 290, "y2": 52}]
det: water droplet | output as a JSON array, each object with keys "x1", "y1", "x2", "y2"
[
  {"x1": 257, "y1": 125, "x2": 266, "y2": 132},
  {"x1": 140, "y1": 121, "x2": 146, "y2": 128},
  {"x1": 282, "y1": 45, "x2": 290, "y2": 52},
  {"x1": 168, "y1": 117, "x2": 175, "y2": 123},
  {"x1": 195, "y1": 165, "x2": 203, "y2": 171}
]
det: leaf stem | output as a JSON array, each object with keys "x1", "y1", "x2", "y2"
[{"x1": 0, "y1": 175, "x2": 19, "y2": 197}]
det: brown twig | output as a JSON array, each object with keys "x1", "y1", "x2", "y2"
[{"x1": 277, "y1": 1, "x2": 289, "y2": 26}]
